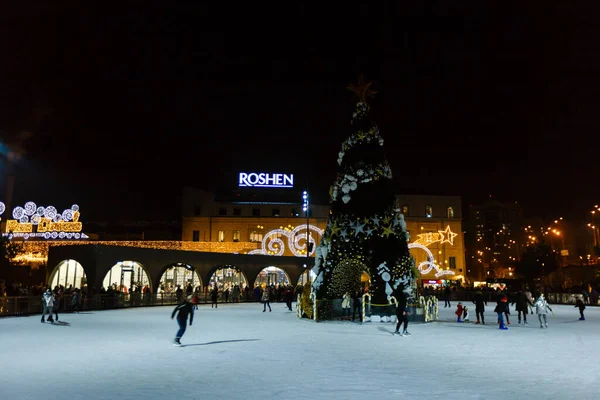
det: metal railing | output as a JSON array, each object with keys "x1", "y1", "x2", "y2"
[{"x1": 0, "y1": 291, "x2": 293, "y2": 318}]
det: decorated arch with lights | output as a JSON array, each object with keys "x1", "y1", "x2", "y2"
[
  {"x1": 208, "y1": 265, "x2": 248, "y2": 290},
  {"x1": 49, "y1": 259, "x2": 88, "y2": 289},
  {"x1": 102, "y1": 261, "x2": 152, "y2": 292},
  {"x1": 255, "y1": 266, "x2": 291, "y2": 287},
  {"x1": 157, "y1": 263, "x2": 202, "y2": 293}
]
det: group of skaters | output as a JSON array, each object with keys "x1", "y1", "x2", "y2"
[
  {"x1": 40, "y1": 286, "x2": 83, "y2": 323},
  {"x1": 452, "y1": 288, "x2": 588, "y2": 329}
]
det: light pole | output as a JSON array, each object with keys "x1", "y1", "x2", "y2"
[{"x1": 302, "y1": 190, "x2": 310, "y2": 283}]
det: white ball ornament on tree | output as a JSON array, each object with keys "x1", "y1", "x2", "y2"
[
  {"x1": 342, "y1": 194, "x2": 351, "y2": 204},
  {"x1": 0, "y1": 202, "x2": 5, "y2": 215},
  {"x1": 19, "y1": 216, "x2": 29, "y2": 223},
  {"x1": 36, "y1": 206, "x2": 45, "y2": 216},
  {"x1": 71, "y1": 204, "x2": 80, "y2": 212}
]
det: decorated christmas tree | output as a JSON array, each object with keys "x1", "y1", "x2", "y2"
[{"x1": 312, "y1": 76, "x2": 415, "y2": 311}]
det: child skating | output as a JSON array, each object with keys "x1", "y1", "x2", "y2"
[
  {"x1": 534, "y1": 294, "x2": 552, "y2": 328},
  {"x1": 455, "y1": 302, "x2": 464, "y2": 323},
  {"x1": 171, "y1": 295, "x2": 194, "y2": 346},
  {"x1": 494, "y1": 295, "x2": 509, "y2": 330}
]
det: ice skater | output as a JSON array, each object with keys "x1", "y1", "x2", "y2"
[
  {"x1": 473, "y1": 291, "x2": 487, "y2": 324},
  {"x1": 341, "y1": 291, "x2": 351, "y2": 319},
  {"x1": 575, "y1": 296, "x2": 586, "y2": 320},
  {"x1": 455, "y1": 302, "x2": 464, "y2": 323},
  {"x1": 393, "y1": 289, "x2": 411, "y2": 336},
  {"x1": 514, "y1": 289, "x2": 533, "y2": 325},
  {"x1": 261, "y1": 287, "x2": 271, "y2": 312},
  {"x1": 534, "y1": 294, "x2": 552, "y2": 328},
  {"x1": 494, "y1": 295, "x2": 509, "y2": 330},
  {"x1": 171, "y1": 295, "x2": 194, "y2": 346},
  {"x1": 41, "y1": 289, "x2": 55, "y2": 323}
]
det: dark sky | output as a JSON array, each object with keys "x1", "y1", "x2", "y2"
[{"x1": 1, "y1": 2, "x2": 598, "y2": 222}]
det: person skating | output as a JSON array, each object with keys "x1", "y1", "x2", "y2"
[
  {"x1": 455, "y1": 302, "x2": 464, "y2": 323},
  {"x1": 514, "y1": 289, "x2": 533, "y2": 325},
  {"x1": 261, "y1": 286, "x2": 271, "y2": 312},
  {"x1": 210, "y1": 286, "x2": 219, "y2": 308},
  {"x1": 534, "y1": 294, "x2": 552, "y2": 328},
  {"x1": 473, "y1": 291, "x2": 487, "y2": 324},
  {"x1": 393, "y1": 289, "x2": 411, "y2": 336},
  {"x1": 575, "y1": 297, "x2": 586, "y2": 321},
  {"x1": 443, "y1": 286, "x2": 451, "y2": 308},
  {"x1": 341, "y1": 291, "x2": 351, "y2": 320},
  {"x1": 41, "y1": 289, "x2": 55, "y2": 323},
  {"x1": 494, "y1": 295, "x2": 509, "y2": 330},
  {"x1": 171, "y1": 295, "x2": 194, "y2": 346}
]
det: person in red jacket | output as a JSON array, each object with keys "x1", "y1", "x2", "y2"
[{"x1": 455, "y1": 302, "x2": 464, "y2": 322}]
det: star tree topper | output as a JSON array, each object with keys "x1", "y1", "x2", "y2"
[{"x1": 347, "y1": 74, "x2": 377, "y2": 103}]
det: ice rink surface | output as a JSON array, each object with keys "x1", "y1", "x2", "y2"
[{"x1": 1, "y1": 301, "x2": 598, "y2": 400}]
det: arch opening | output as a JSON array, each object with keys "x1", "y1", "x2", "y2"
[
  {"x1": 102, "y1": 261, "x2": 151, "y2": 293},
  {"x1": 209, "y1": 266, "x2": 248, "y2": 291},
  {"x1": 158, "y1": 263, "x2": 202, "y2": 294},
  {"x1": 49, "y1": 259, "x2": 87, "y2": 290},
  {"x1": 255, "y1": 266, "x2": 290, "y2": 288}
]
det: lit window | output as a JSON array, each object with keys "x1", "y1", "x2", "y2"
[
  {"x1": 218, "y1": 230, "x2": 225, "y2": 242},
  {"x1": 447, "y1": 206, "x2": 454, "y2": 218},
  {"x1": 402, "y1": 205, "x2": 409, "y2": 216},
  {"x1": 425, "y1": 205, "x2": 432, "y2": 218},
  {"x1": 249, "y1": 230, "x2": 263, "y2": 242},
  {"x1": 233, "y1": 230, "x2": 240, "y2": 242}
]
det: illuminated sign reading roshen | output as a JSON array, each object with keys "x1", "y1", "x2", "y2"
[{"x1": 238, "y1": 173, "x2": 294, "y2": 188}]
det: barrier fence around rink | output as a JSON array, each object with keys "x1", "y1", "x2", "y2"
[
  {"x1": 2, "y1": 291, "x2": 595, "y2": 318},
  {"x1": 0, "y1": 291, "x2": 279, "y2": 317}
]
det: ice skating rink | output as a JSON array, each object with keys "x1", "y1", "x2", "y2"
[{"x1": 1, "y1": 302, "x2": 598, "y2": 400}]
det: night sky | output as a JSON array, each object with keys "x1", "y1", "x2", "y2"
[{"x1": 1, "y1": 2, "x2": 598, "y2": 222}]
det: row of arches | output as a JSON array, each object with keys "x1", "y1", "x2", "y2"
[{"x1": 49, "y1": 260, "x2": 315, "y2": 292}]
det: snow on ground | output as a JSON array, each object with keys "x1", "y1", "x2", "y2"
[{"x1": 1, "y1": 301, "x2": 599, "y2": 400}]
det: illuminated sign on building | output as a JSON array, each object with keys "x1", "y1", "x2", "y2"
[
  {"x1": 0, "y1": 201, "x2": 88, "y2": 240},
  {"x1": 238, "y1": 173, "x2": 294, "y2": 188}
]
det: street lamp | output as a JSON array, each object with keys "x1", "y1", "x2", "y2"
[{"x1": 302, "y1": 190, "x2": 310, "y2": 282}]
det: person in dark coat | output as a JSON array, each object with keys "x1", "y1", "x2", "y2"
[
  {"x1": 575, "y1": 297, "x2": 586, "y2": 320},
  {"x1": 210, "y1": 286, "x2": 219, "y2": 308},
  {"x1": 494, "y1": 295, "x2": 509, "y2": 330},
  {"x1": 443, "y1": 286, "x2": 451, "y2": 308},
  {"x1": 514, "y1": 289, "x2": 533, "y2": 325},
  {"x1": 351, "y1": 289, "x2": 362, "y2": 322},
  {"x1": 171, "y1": 295, "x2": 194, "y2": 346},
  {"x1": 472, "y1": 291, "x2": 487, "y2": 324},
  {"x1": 393, "y1": 289, "x2": 410, "y2": 336}
]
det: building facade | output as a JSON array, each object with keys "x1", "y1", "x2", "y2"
[
  {"x1": 182, "y1": 188, "x2": 466, "y2": 283},
  {"x1": 466, "y1": 199, "x2": 524, "y2": 282}
]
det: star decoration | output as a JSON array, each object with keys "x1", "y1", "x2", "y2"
[
  {"x1": 330, "y1": 221, "x2": 341, "y2": 237},
  {"x1": 356, "y1": 131, "x2": 366, "y2": 141},
  {"x1": 392, "y1": 215, "x2": 401, "y2": 227},
  {"x1": 382, "y1": 215, "x2": 391, "y2": 225},
  {"x1": 347, "y1": 74, "x2": 377, "y2": 103},
  {"x1": 365, "y1": 228, "x2": 375, "y2": 236},
  {"x1": 340, "y1": 229, "x2": 349, "y2": 240},
  {"x1": 354, "y1": 222, "x2": 365, "y2": 236},
  {"x1": 438, "y1": 225, "x2": 458, "y2": 245},
  {"x1": 382, "y1": 224, "x2": 395, "y2": 238},
  {"x1": 371, "y1": 215, "x2": 380, "y2": 226}
]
